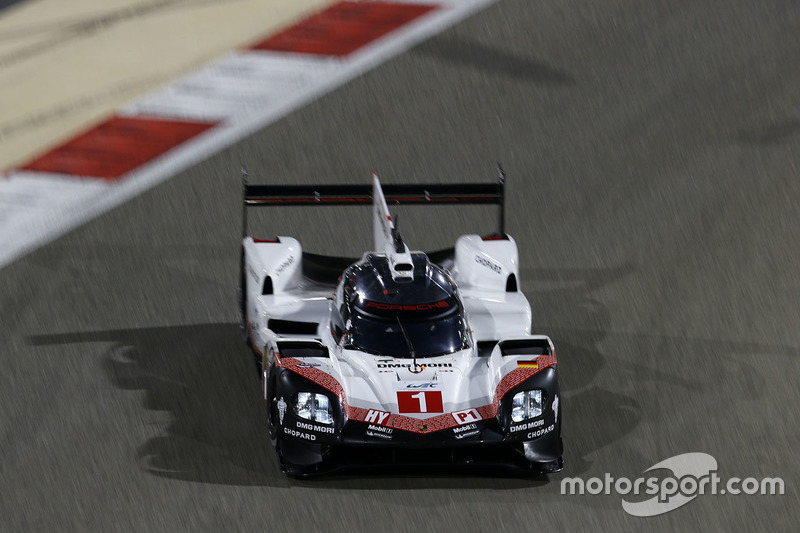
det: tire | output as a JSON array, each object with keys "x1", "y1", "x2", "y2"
[
  {"x1": 265, "y1": 369, "x2": 323, "y2": 476},
  {"x1": 266, "y1": 370, "x2": 279, "y2": 444}
]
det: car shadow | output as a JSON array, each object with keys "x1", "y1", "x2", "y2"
[
  {"x1": 27, "y1": 322, "x2": 556, "y2": 490},
  {"x1": 30, "y1": 323, "x2": 286, "y2": 487}
]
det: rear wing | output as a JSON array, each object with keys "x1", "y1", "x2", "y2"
[{"x1": 241, "y1": 166, "x2": 508, "y2": 239}]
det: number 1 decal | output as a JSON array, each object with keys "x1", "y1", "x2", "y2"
[
  {"x1": 411, "y1": 391, "x2": 426, "y2": 412},
  {"x1": 397, "y1": 391, "x2": 444, "y2": 413}
]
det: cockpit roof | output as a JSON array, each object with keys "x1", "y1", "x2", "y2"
[{"x1": 342, "y1": 253, "x2": 458, "y2": 316}]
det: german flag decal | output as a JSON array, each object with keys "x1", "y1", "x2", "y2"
[{"x1": 517, "y1": 360, "x2": 539, "y2": 369}]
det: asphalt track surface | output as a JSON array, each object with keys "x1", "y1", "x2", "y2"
[{"x1": 2, "y1": 0, "x2": 799, "y2": 530}]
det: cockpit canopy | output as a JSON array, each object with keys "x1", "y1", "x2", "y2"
[{"x1": 335, "y1": 253, "x2": 469, "y2": 357}]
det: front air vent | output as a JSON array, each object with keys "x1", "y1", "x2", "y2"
[
  {"x1": 276, "y1": 341, "x2": 329, "y2": 358},
  {"x1": 499, "y1": 339, "x2": 550, "y2": 357},
  {"x1": 268, "y1": 319, "x2": 318, "y2": 335}
]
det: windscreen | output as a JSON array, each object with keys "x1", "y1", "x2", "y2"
[{"x1": 347, "y1": 310, "x2": 468, "y2": 357}]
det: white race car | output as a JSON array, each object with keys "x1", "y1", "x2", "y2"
[{"x1": 239, "y1": 170, "x2": 562, "y2": 476}]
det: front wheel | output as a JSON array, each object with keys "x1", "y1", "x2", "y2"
[
  {"x1": 266, "y1": 370, "x2": 280, "y2": 444},
  {"x1": 265, "y1": 369, "x2": 324, "y2": 476}
]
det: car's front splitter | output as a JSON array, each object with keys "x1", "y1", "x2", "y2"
[{"x1": 277, "y1": 417, "x2": 563, "y2": 477}]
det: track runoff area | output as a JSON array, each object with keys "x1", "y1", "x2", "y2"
[{"x1": 0, "y1": 0, "x2": 496, "y2": 270}]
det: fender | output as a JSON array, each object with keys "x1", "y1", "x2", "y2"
[
  {"x1": 242, "y1": 236, "x2": 303, "y2": 296},
  {"x1": 452, "y1": 234, "x2": 520, "y2": 292}
]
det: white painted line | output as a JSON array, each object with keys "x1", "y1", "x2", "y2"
[
  {"x1": 0, "y1": 173, "x2": 108, "y2": 261},
  {"x1": 124, "y1": 51, "x2": 339, "y2": 122}
]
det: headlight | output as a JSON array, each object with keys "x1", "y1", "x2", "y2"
[
  {"x1": 511, "y1": 390, "x2": 543, "y2": 422},
  {"x1": 293, "y1": 392, "x2": 334, "y2": 425}
]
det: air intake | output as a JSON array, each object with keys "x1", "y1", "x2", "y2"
[{"x1": 506, "y1": 273, "x2": 518, "y2": 292}]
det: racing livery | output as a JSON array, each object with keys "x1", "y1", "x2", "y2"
[{"x1": 239, "y1": 169, "x2": 563, "y2": 476}]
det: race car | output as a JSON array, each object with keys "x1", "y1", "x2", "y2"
[{"x1": 238, "y1": 168, "x2": 562, "y2": 476}]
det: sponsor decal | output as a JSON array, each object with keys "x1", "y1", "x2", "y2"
[
  {"x1": 366, "y1": 424, "x2": 393, "y2": 440},
  {"x1": 527, "y1": 424, "x2": 555, "y2": 440},
  {"x1": 510, "y1": 418, "x2": 545, "y2": 433},
  {"x1": 453, "y1": 423, "x2": 477, "y2": 433},
  {"x1": 377, "y1": 361, "x2": 453, "y2": 370},
  {"x1": 395, "y1": 382, "x2": 441, "y2": 390},
  {"x1": 553, "y1": 394, "x2": 559, "y2": 422},
  {"x1": 277, "y1": 397, "x2": 287, "y2": 424},
  {"x1": 366, "y1": 430, "x2": 393, "y2": 440},
  {"x1": 365, "y1": 300, "x2": 449, "y2": 311},
  {"x1": 517, "y1": 360, "x2": 538, "y2": 369},
  {"x1": 397, "y1": 390, "x2": 444, "y2": 413},
  {"x1": 454, "y1": 429, "x2": 480, "y2": 440},
  {"x1": 275, "y1": 255, "x2": 295, "y2": 276},
  {"x1": 475, "y1": 255, "x2": 502, "y2": 274},
  {"x1": 297, "y1": 362, "x2": 321, "y2": 368},
  {"x1": 365, "y1": 409, "x2": 390, "y2": 425},
  {"x1": 452, "y1": 408, "x2": 482, "y2": 425},
  {"x1": 283, "y1": 426, "x2": 316, "y2": 441},
  {"x1": 296, "y1": 420, "x2": 335, "y2": 434}
]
